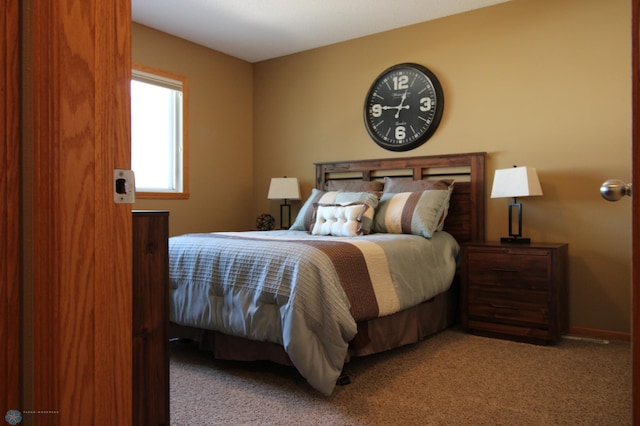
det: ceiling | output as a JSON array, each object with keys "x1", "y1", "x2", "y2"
[{"x1": 131, "y1": 0, "x2": 511, "y2": 63}]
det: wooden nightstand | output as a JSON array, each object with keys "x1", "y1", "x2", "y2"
[
  {"x1": 132, "y1": 210, "x2": 169, "y2": 425},
  {"x1": 460, "y1": 241, "x2": 568, "y2": 345}
]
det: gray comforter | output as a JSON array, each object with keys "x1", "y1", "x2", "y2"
[{"x1": 169, "y1": 230, "x2": 459, "y2": 395}]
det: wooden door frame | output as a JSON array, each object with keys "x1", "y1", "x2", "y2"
[
  {"x1": 632, "y1": 0, "x2": 639, "y2": 423},
  {"x1": 1, "y1": 0, "x2": 20, "y2": 418}
]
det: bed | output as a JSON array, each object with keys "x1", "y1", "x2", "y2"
[{"x1": 169, "y1": 152, "x2": 486, "y2": 395}]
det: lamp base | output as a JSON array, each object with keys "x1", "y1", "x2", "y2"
[
  {"x1": 500, "y1": 237, "x2": 531, "y2": 244},
  {"x1": 279, "y1": 202, "x2": 291, "y2": 230}
]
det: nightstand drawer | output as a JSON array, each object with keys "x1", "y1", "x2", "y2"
[
  {"x1": 466, "y1": 251, "x2": 550, "y2": 290},
  {"x1": 467, "y1": 289, "x2": 549, "y2": 327}
]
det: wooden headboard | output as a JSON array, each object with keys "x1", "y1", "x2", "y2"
[{"x1": 315, "y1": 152, "x2": 486, "y2": 243}]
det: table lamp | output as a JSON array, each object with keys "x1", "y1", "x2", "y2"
[
  {"x1": 268, "y1": 177, "x2": 301, "y2": 229},
  {"x1": 490, "y1": 166, "x2": 543, "y2": 244}
]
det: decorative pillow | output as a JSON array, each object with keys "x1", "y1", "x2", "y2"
[
  {"x1": 373, "y1": 188, "x2": 453, "y2": 238},
  {"x1": 334, "y1": 192, "x2": 378, "y2": 234},
  {"x1": 290, "y1": 189, "x2": 379, "y2": 233},
  {"x1": 383, "y1": 176, "x2": 454, "y2": 193},
  {"x1": 310, "y1": 203, "x2": 370, "y2": 237},
  {"x1": 327, "y1": 180, "x2": 384, "y2": 193}
]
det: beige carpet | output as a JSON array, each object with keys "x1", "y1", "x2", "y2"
[{"x1": 169, "y1": 328, "x2": 631, "y2": 425}]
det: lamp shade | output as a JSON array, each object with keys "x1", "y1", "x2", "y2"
[
  {"x1": 490, "y1": 166, "x2": 543, "y2": 199},
  {"x1": 267, "y1": 177, "x2": 301, "y2": 200}
]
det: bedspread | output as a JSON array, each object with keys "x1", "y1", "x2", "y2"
[{"x1": 169, "y1": 230, "x2": 459, "y2": 395}]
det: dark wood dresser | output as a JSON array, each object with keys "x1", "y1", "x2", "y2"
[
  {"x1": 461, "y1": 241, "x2": 568, "y2": 345},
  {"x1": 132, "y1": 210, "x2": 169, "y2": 425}
]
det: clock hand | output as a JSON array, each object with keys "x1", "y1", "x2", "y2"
[
  {"x1": 378, "y1": 91, "x2": 411, "y2": 119},
  {"x1": 395, "y1": 90, "x2": 408, "y2": 119},
  {"x1": 393, "y1": 105, "x2": 410, "y2": 117},
  {"x1": 380, "y1": 104, "x2": 410, "y2": 113}
]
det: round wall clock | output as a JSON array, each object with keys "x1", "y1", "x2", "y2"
[{"x1": 363, "y1": 63, "x2": 444, "y2": 151}]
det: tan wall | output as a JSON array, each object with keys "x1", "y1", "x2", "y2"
[
  {"x1": 132, "y1": 24, "x2": 254, "y2": 236},
  {"x1": 253, "y1": 0, "x2": 632, "y2": 333},
  {"x1": 133, "y1": 0, "x2": 632, "y2": 333}
]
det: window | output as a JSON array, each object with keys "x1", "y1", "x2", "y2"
[{"x1": 131, "y1": 64, "x2": 188, "y2": 199}]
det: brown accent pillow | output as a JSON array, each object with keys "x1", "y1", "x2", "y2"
[{"x1": 383, "y1": 176, "x2": 453, "y2": 193}]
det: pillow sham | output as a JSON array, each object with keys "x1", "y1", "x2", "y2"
[
  {"x1": 327, "y1": 180, "x2": 384, "y2": 193},
  {"x1": 310, "y1": 202, "x2": 370, "y2": 237},
  {"x1": 290, "y1": 189, "x2": 379, "y2": 233},
  {"x1": 290, "y1": 189, "x2": 337, "y2": 231},
  {"x1": 373, "y1": 188, "x2": 453, "y2": 238},
  {"x1": 383, "y1": 176, "x2": 453, "y2": 193}
]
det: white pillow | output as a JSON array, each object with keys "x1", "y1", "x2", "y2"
[{"x1": 310, "y1": 203, "x2": 370, "y2": 237}]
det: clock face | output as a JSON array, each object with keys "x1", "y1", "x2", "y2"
[{"x1": 363, "y1": 63, "x2": 444, "y2": 151}]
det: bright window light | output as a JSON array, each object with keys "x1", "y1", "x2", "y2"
[{"x1": 131, "y1": 67, "x2": 188, "y2": 198}]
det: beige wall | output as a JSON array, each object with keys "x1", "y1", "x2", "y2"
[
  {"x1": 132, "y1": 24, "x2": 254, "y2": 235},
  {"x1": 134, "y1": 0, "x2": 632, "y2": 334}
]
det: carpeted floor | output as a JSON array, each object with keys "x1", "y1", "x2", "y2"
[{"x1": 169, "y1": 328, "x2": 631, "y2": 425}]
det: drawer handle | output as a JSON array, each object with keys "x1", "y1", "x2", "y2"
[{"x1": 490, "y1": 303, "x2": 518, "y2": 310}]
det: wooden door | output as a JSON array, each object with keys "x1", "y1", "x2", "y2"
[
  {"x1": 0, "y1": 0, "x2": 20, "y2": 419},
  {"x1": 22, "y1": 1, "x2": 133, "y2": 424}
]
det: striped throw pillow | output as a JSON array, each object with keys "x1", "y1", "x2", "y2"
[{"x1": 372, "y1": 188, "x2": 452, "y2": 238}]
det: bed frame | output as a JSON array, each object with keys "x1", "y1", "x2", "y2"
[{"x1": 170, "y1": 152, "x2": 486, "y2": 369}]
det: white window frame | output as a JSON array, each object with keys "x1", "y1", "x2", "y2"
[{"x1": 131, "y1": 64, "x2": 189, "y2": 199}]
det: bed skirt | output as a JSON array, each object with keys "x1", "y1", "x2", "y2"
[{"x1": 169, "y1": 278, "x2": 458, "y2": 365}]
